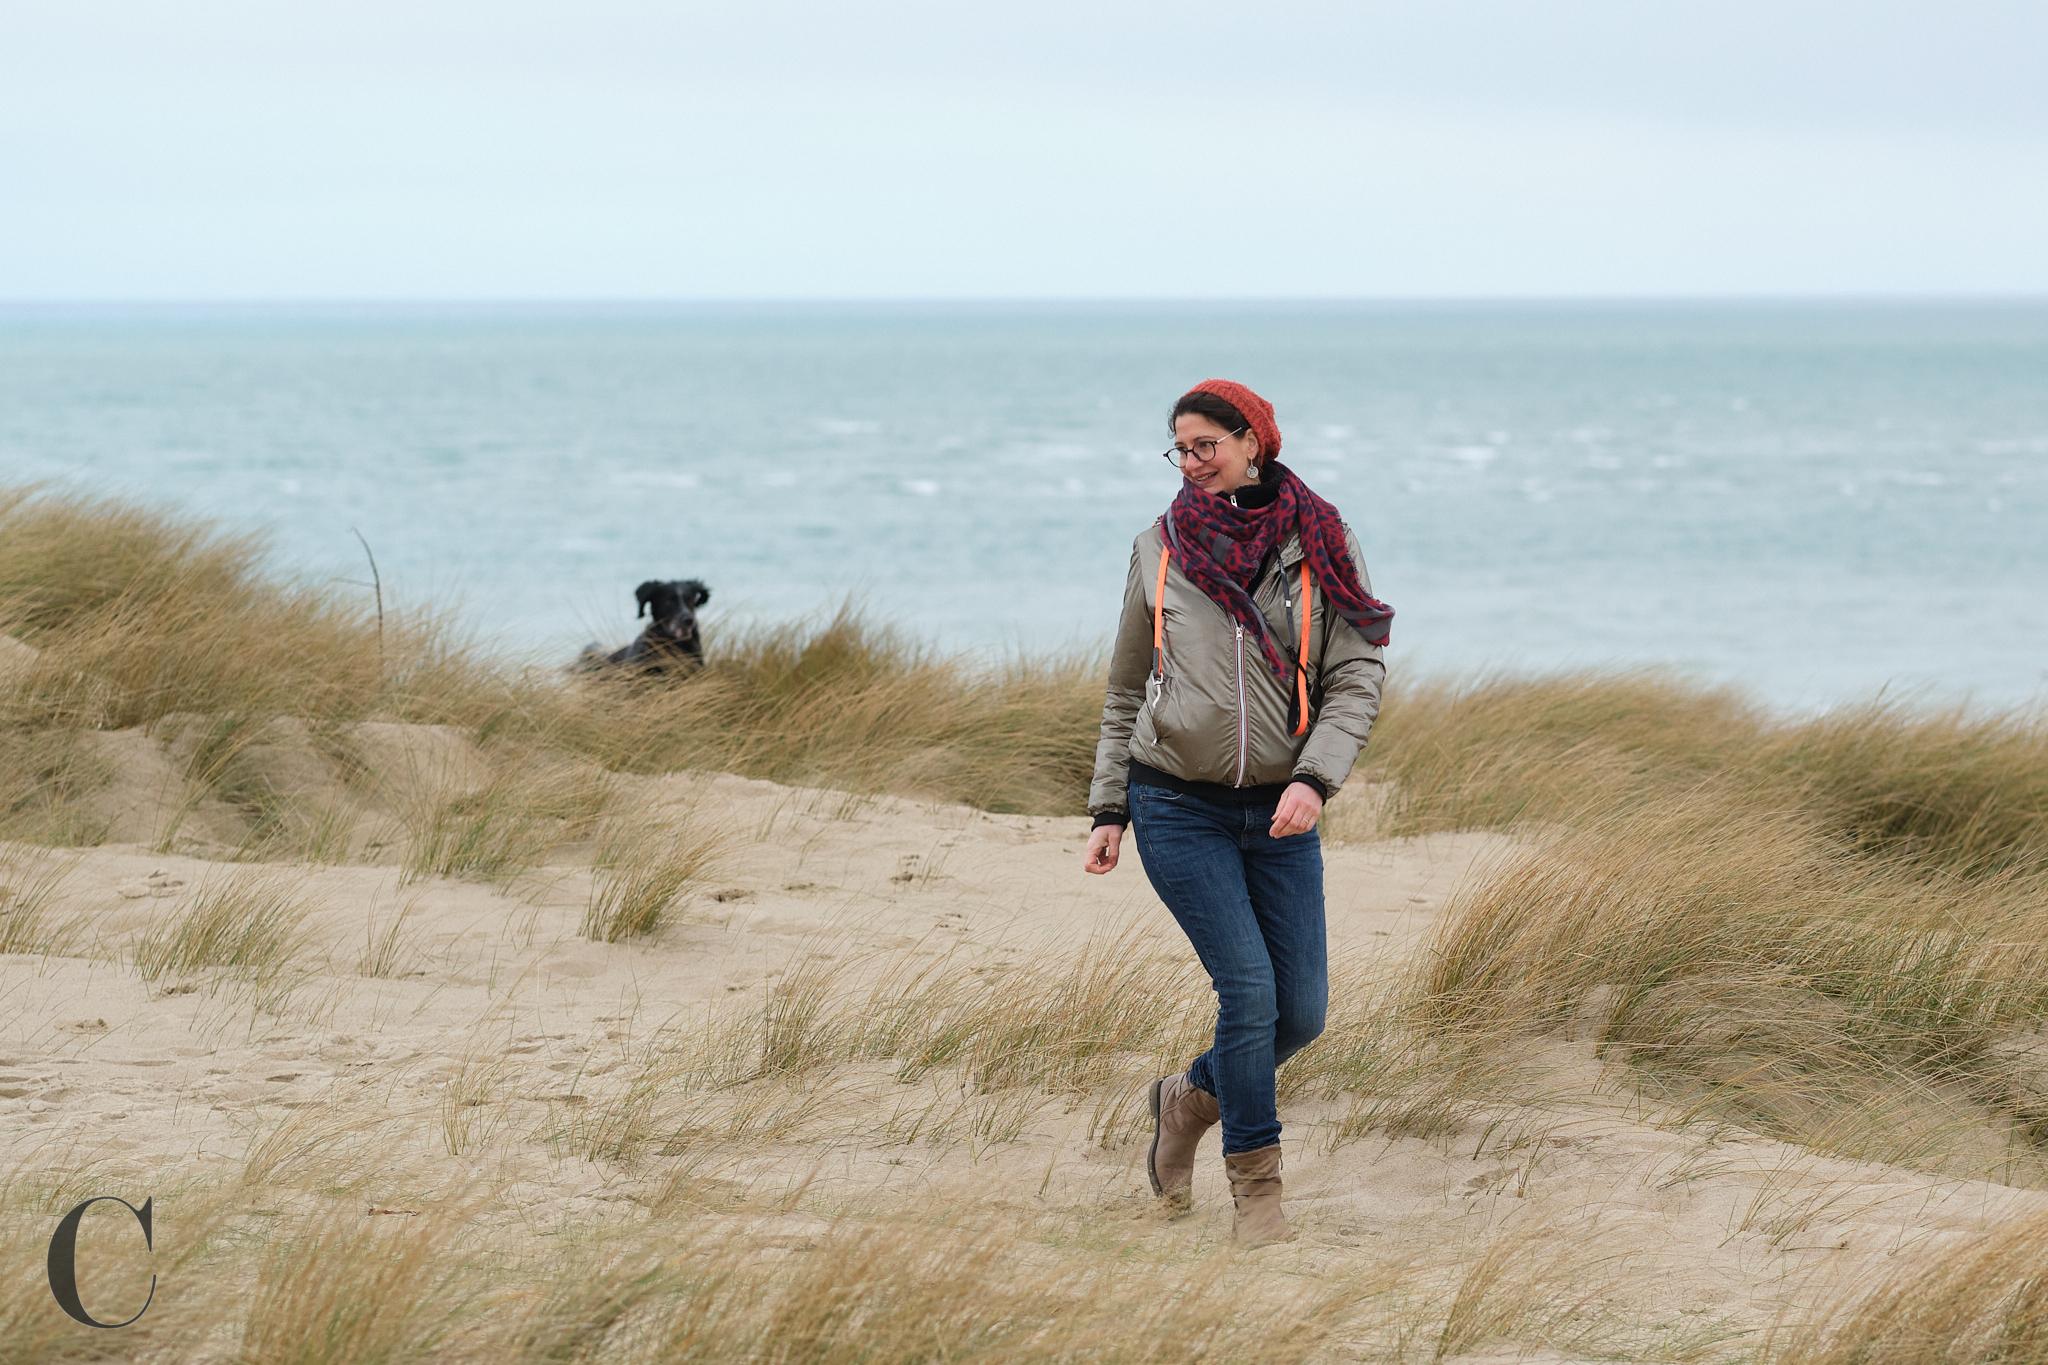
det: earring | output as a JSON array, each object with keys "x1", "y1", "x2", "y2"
[{"x1": 1244, "y1": 461, "x2": 1260, "y2": 482}]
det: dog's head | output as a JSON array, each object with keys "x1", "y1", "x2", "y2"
[
  {"x1": 634, "y1": 578, "x2": 711, "y2": 645},
  {"x1": 634, "y1": 580, "x2": 680, "y2": 622}
]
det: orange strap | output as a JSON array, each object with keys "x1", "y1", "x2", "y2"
[
  {"x1": 1150, "y1": 544, "x2": 1171, "y2": 681},
  {"x1": 1293, "y1": 560, "x2": 1312, "y2": 736},
  {"x1": 1154, "y1": 546, "x2": 1315, "y2": 736}
]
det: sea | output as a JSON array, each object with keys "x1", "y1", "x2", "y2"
[{"x1": 3, "y1": 299, "x2": 2043, "y2": 716}]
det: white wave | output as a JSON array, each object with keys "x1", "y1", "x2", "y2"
[
  {"x1": 1009, "y1": 441, "x2": 1091, "y2": 462},
  {"x1": 815, "y1": 417, "x2": 880, "y2": 436},
  {"x1": 608, "y1": 471, "x2": 700, "y2": 491},
  {"x1": 1444, "y1": 444, "x2": 1497, "y2": 467},
  {"x1": 902, "y1": 479, "x2": 941, "y2": 496}
]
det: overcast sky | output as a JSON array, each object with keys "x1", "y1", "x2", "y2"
[{"x1": 5, "y1": 1, "x2": 2046, "y2": 299}]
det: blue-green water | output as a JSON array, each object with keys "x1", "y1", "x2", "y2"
[{"x1": 4, "y1": 300, "x2": 2044, "y2": 714}]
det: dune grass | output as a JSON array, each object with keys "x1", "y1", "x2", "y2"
[
  {"x1": 0, "y1": 848, "x2": 85, "y2": 957},
  {"x1": 11, "y1": 479, "x2": 2045, "y2": 1154},
  {"x1": 7, "y1": 480, "x2": 2044, "y2": 876},
  {"x1": 0, "y1": 1168, "x2": 1364, "y2": 1364},
  {"x1": 236, "y1": 1195, "x2": 492, "y2": 1364},
  {"x1": 1772, "y1": 1207, "x2": 2048, "y2": 1362},
  {"x1": 542, "y1": 920, "x2": 1544, "y2": 1175},
  {"x1": 355, "y1": 892, "x2": 429, "y2": 978},
  {"x1": 1405, "y1": 781, "x2": 2048, "y2": 1180},
  {"x1": 0, "y1": 485, "x2": 471, "y2": 733},
  {"x1": 0, "y1": 890, "x2": 1975, "y2": 1362},
  {"x1": 542, "y1": 921, "x2": 1212, "y2": 1168},
  {"x1": 400, "y1": 754, "x2": 615, "y2": 885},
  {"x1": 171, "y1": 714, "x2": 364, "y2": 863},
  {"x1": 1371, "y1": 664, "x2": 2048, "y2": 877},
  {"x1": 8, "y1": 482, "x2": 2048, "y2": 1358},
  {"x1": 132, "y1": 870, "x2": 319, "y2": 1014},
  {"x1": 0, "y1": 484, "x2": 1106, "y2": 828},
  {"x1": 0, "y1": 728, "x2": 114, "y2": 845},
  {"x1": 582, "y1": 809, "x2": 736, "y2": 942},
  {"x1": 239, "y1": 1104, "x2": 406, "y2": 1193}
]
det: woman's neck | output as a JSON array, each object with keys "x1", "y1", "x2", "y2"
[{"x1": 1223, "y1": 469, "x2": 1281, "y2": 509}]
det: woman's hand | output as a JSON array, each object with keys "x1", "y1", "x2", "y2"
[
  {"x1": 1270, "y1": 781, "x2": 1324, "y2": 838},
  {"x1": 1084, "y1": 823, "x2": 1123, "y2": 874}
]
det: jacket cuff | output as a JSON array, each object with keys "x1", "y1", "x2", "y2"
[
  {"x1": 1092, "y1": 810, "x2": 1130, "y2": 829},
  {"x1": 1289, "y1": 773, "x2": 1330, "y2": 802}
]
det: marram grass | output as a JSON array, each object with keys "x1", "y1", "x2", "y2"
[{"x1": 5, "y1": 482, "x2": 2044, "y2": 879}]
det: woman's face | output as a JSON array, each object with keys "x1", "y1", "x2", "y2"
[{"x1": 1172, "y1": 413, "x2": 1261, "y2": 496}]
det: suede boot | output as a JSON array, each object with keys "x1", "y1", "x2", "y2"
[
  {"x1": 1222, "y1": 1143, "x2": 1293, "y2": 1246},
  {"x1": 1146, "y1": 1071, "x2": 1220, "y2": 1210}
]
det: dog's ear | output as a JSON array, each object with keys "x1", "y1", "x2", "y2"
[
  {"x1": 678, "y1": 579, "x2": 710, "y2": 608},
  {"x1": 634, "y1": 580, "x2": 662, "y2": 619}
]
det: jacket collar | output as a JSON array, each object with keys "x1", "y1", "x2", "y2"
[{"x1": 1225, "y1": 473, "x2": 1281, "y2": 511}]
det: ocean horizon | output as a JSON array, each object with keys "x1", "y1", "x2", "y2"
[{"x1": 5, "y1": 297, "x2": 2044, "y2": 716}]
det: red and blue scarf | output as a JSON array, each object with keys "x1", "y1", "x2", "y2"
[{"x1": 1163, "y1": 460, "x2": 1394, "y2": 686}]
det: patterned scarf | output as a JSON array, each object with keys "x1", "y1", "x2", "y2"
[{"x1": 1163, "y1": 460, "x2": 1395, "y2": 687}]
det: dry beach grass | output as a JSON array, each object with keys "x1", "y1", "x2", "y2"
[{"x1": 3, "y1": 483, "x2": 2047, "y2": 1361}]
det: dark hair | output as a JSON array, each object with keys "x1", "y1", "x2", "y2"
[{"x1": 1169, "y1": 392, "x2": 1258, "y2": 461}]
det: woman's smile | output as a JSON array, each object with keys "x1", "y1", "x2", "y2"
[{"x1": 1170, "y1": 413, "x2": 1256, "y2": 495}]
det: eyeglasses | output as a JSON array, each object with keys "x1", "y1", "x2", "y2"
[{"x1": 1160, "y1": 426, "x2": 1247, "y2": 467}]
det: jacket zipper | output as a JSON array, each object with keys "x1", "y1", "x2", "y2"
[{"x1": 1233, "y1": 622, "x2": 1248, "y2": 786}]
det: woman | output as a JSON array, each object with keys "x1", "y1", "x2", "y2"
[{"x1": 1081, "y1": 378, "x2": 1392, "y2": 1247}]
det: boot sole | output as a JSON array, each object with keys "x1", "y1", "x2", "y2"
[{"x1": 1146, "y1": 1076, "x2": 1166, "y2": 1197}]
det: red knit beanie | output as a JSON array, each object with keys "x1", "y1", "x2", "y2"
[{"x1": 1181, "y1": 378, "x2": 1281, "y2": 465}]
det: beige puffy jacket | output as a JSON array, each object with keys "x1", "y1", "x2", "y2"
[{"x1": 1087, "y1": 516, "x2": 1387, "y2": 820}]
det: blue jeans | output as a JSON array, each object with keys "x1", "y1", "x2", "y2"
[{"x1": 1127, "y1": 779, "x2": 1329, "y2": 1154}]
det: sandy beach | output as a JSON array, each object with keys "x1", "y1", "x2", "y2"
[{"x1": 7, "y1": 690, "x2": 2047, "y2": 1361}]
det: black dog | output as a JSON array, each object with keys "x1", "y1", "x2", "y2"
[{"x1": 577, "y1": 578, "x2": 710, "y2": 676}]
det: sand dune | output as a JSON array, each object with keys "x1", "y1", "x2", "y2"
[{"x1": 5, "y1": 714, "x2": 2045, "y2": 1360}]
